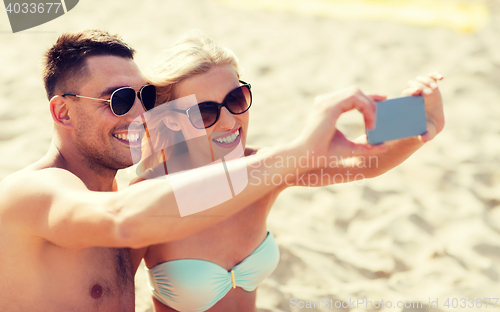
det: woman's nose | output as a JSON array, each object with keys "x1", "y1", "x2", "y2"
[{"x1": 216, "y1": 106, "x2": 235, "y2": 129}]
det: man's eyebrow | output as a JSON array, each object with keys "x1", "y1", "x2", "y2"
[{"x1": 98, "y1": 86, "x2": 126, "y2": 98}]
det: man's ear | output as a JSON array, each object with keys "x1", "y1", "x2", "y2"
[
  {"x1": 162, "y1": 113, "x2": 182, "y2": 131},
  {"x1": 49, "y1": 95, "x2": 73, "y2": 129}
]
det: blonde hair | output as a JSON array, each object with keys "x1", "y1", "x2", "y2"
[
  {"x1": 138, "y1": 30, "x2": 242, "y2": 176},
  {"x1": 151, "y1": 30, "x2": 241, "y2": 104}
]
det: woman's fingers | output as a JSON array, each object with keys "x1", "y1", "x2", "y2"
[
  {"x1": 326, "y1": 88, "x2": 377, "y2": 130},
  {"x1": 415, "y1": 76, "x2": 439, "y2": 89},
  {"x1": 368, "y1": 94, "x2": 388, "y2": 102},
  {"x1": 429, "y1": 72, "x2": 444, "y2": 81},
  {"x1": 359, "y1": 94, "x2": 377, "y2": 130},
  {"x1": 407, "y1": 80, "x2": 433, "y2": 95},
  {"x1": 331, "y1": 130, "x2": 386, "y2": 158},
  {"x1": 419, "y1": 121, "x2": 437, "y2": 143},
  {"x1": 357, "y1": 95, "x2": 377, "y2": 130},
  {"x1": 402, "y1": 87, "x2": 422, "y2": 96},
  {"x1": 406, "y1": 72, "x2": 444, "y2": 96}
]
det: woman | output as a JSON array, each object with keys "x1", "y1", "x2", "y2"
[{"x1": 132, "y1": 30, "x2": 444, "y2": 312}]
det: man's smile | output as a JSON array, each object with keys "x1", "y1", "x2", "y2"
[{"x1": 112, "y1": 131, "x2": 142, "y2": 147}]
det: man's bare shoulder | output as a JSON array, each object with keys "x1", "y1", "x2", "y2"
[
  {"x1": 0, "y1": 168, "x2": 87, "y2": 218},
  {"x1": 1, "y1": 167, "x2": 86, "y2": 192}
]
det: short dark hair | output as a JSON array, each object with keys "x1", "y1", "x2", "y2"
[{"x1": 42, "y1": 29, "x2": 135, "y2": 100}]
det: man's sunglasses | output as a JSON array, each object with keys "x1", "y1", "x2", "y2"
[
  {"x1": 169, "y1": 81, "x2": 252, "y2": 129},
  {"x1": 62, "y1": 84, "x2": 157, "y2": 117}
]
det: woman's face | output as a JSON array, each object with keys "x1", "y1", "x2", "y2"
[{"x1": 167, "y1": 65, "x2": 249, "y2": 167}]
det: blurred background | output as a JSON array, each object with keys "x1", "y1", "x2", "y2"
[{"x1": 1, "y1": 0, "x2": 500, "y2": 311}]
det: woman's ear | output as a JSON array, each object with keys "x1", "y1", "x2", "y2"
[
  {"x1": 162, "y1": 113, "x2": 182, "y2": 131},
  {"x1": 49, "y1": 95, "x2": 73, "y2": 129}
]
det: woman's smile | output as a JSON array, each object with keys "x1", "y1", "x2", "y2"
[{"x1": 211, "y1": 128, "x2": 241, "y2": 147}]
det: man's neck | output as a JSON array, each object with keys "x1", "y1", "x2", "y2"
[{"x1": 39, "y1": 142, "x2": 118, "y2": 192}]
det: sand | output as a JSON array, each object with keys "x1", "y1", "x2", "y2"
[{"x1": 1, "y1": 0, "x2": 500, "y2": 311}]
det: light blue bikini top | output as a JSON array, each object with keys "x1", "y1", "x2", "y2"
[{"x1": 146, "y1": 232, "x2": 280, "y2": 312}]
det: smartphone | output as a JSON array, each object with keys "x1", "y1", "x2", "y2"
[{"x1": 366, "y1": 95, "x2": 427, "y2": 145}]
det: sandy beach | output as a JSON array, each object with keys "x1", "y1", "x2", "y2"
[{"x1": 1, "y1": 0, "x2": 500, "y2": 311}]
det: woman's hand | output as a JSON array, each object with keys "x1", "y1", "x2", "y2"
[
  {"x1": 403, "y1": 72, "x2": 445, "y2": 143},
  {"x1": 294, "y1": 86, "x2": 387, "y2": 169}
]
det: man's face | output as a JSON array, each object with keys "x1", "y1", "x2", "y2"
[{"x1": 69, "y1": 55, "x2": 146, "y2": 171}]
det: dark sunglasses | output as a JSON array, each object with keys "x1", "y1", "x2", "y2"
[
  {"x1": 169, "y1": 81, "x2": 252, "y2": 129},
  {"x1": 62, "y1": 84, "x2": 157, "y2": 116}
]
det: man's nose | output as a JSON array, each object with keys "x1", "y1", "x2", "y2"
[
  {"x1": 217, "y1": 106, "x2": 235, "y2": 129},
  {"x1": 124, "y1": 94, "x2": 146, "y2": 122}
]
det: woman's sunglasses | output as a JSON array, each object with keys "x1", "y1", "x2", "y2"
[
  {"x1": 169, "y1": 81, "x2": 252, "y2": 129},
  {"x1": 62, "y1": 84, "x2": 157, "y2": 117}
]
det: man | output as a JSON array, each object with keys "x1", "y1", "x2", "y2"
[{"x1": 0, "y1": 30, "x2": 443, "y2": 311}]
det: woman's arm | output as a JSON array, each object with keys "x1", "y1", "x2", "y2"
[{"x1": 282, "y1": 73, "x2": 445, "y2": 187}]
